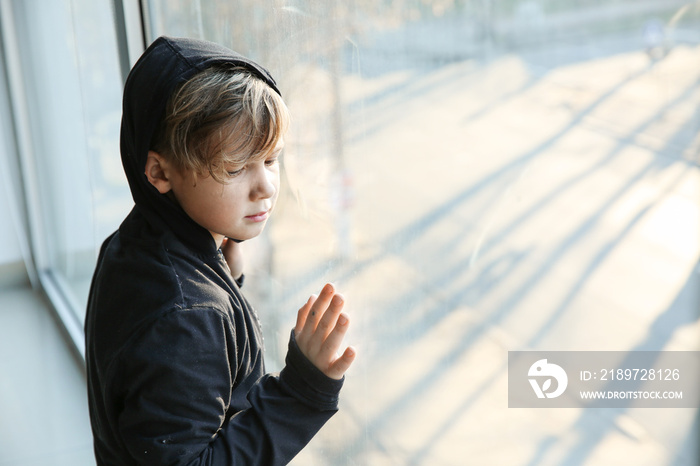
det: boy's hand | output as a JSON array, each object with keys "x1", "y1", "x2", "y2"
[
  {"x1": 221, "y1": 238, "x2": 244, "y2": 280},
  {"x1": 294, "y1": 283, "x2": 356, "y2": 380}
]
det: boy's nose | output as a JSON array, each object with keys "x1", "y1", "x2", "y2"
[{"x1": 250, "y1": 165, "x2": 277, "y2": 200}]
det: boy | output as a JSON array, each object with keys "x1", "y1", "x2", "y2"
[{"x1": 85, "y1": 36, "x2": 356, "y2": 465}]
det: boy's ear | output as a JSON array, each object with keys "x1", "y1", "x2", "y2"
[{"x1": 144, "y1": 150, "x2": 172, "y2": 194}]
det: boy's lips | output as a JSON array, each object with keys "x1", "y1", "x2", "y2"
[{"x1": 245, "y1": 209, "x2": 270, "y2": 222}]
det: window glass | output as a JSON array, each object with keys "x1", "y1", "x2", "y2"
[
  {"x1": 11, "y1": 0, "x2": 129, "y2": 324},
  {"x1": 146, "y1": 1, "x2": 699, "y2": 464}
]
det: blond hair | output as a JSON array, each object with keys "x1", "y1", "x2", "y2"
[{"x1": 152, "y1": 64, "x2": 289, "y2": 183}]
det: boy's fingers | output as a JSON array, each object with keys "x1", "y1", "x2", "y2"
[
  {"x1": 326, "y1": 346, "x2": 356, "y2": 380},
  {"x1": 304, "y1": 283, "x2": 335, "y2": 334},
  {"x1": 295, "y1": 295, "x2": 316, "y2": 336},
  {"x1": 313, "y1": 294, "x2": 345, "y2": 342},
  {"x1": 221, "y1": 237, "x2": 234, "y2": 254},
  {"x1": 318, "y1": 312, "x2": 350, "y2": 359}
]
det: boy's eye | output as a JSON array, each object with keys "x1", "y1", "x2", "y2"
[
  {"x1": 227, "y1": 167, "x2": 244, "y2": 177},
  {"x1": 265, "y1": 157, "x2": 279, "y2": 167}
]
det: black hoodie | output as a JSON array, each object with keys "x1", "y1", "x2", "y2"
[{"x1": 85, "y1": 36, "x2": 342, "y2": 466}]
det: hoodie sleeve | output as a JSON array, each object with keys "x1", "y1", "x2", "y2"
[{"x1": 116, "y1": 308, "x2": 343, "y2": 466}]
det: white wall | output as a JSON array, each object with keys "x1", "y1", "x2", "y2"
[{"x1": 0, "y1": 179, "x2": 23, "y2": 265}]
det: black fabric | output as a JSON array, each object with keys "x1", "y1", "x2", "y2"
[{"x1": 85, "y1": 36, "x2": 342, "y2": 466}]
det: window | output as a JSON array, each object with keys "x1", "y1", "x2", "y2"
[
  {"x1": 143, "y1": 1, "x2": 699, "y2": 464},
  {"x1": 1, "y1": 0, "x2": 696, "y2": 463},
  {"x1": 2, "y1": 0, "x2": 128, "y2": 353}
]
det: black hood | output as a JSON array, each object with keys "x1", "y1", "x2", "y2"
[{"x1": 120, "y1": 36, "x2": 280, "y2": 254}]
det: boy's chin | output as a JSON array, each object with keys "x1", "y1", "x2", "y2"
[{"x1": 227, "y1": 224, "x2": 267, "y2": 242}]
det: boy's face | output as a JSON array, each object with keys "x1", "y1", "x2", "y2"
[{"x1": 166, "y1": 140, "x2": 283, "y2": 247}]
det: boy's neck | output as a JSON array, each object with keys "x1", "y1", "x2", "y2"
[{"x1": 211, "y1": 232, "x2": 225, "y2": 249}]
